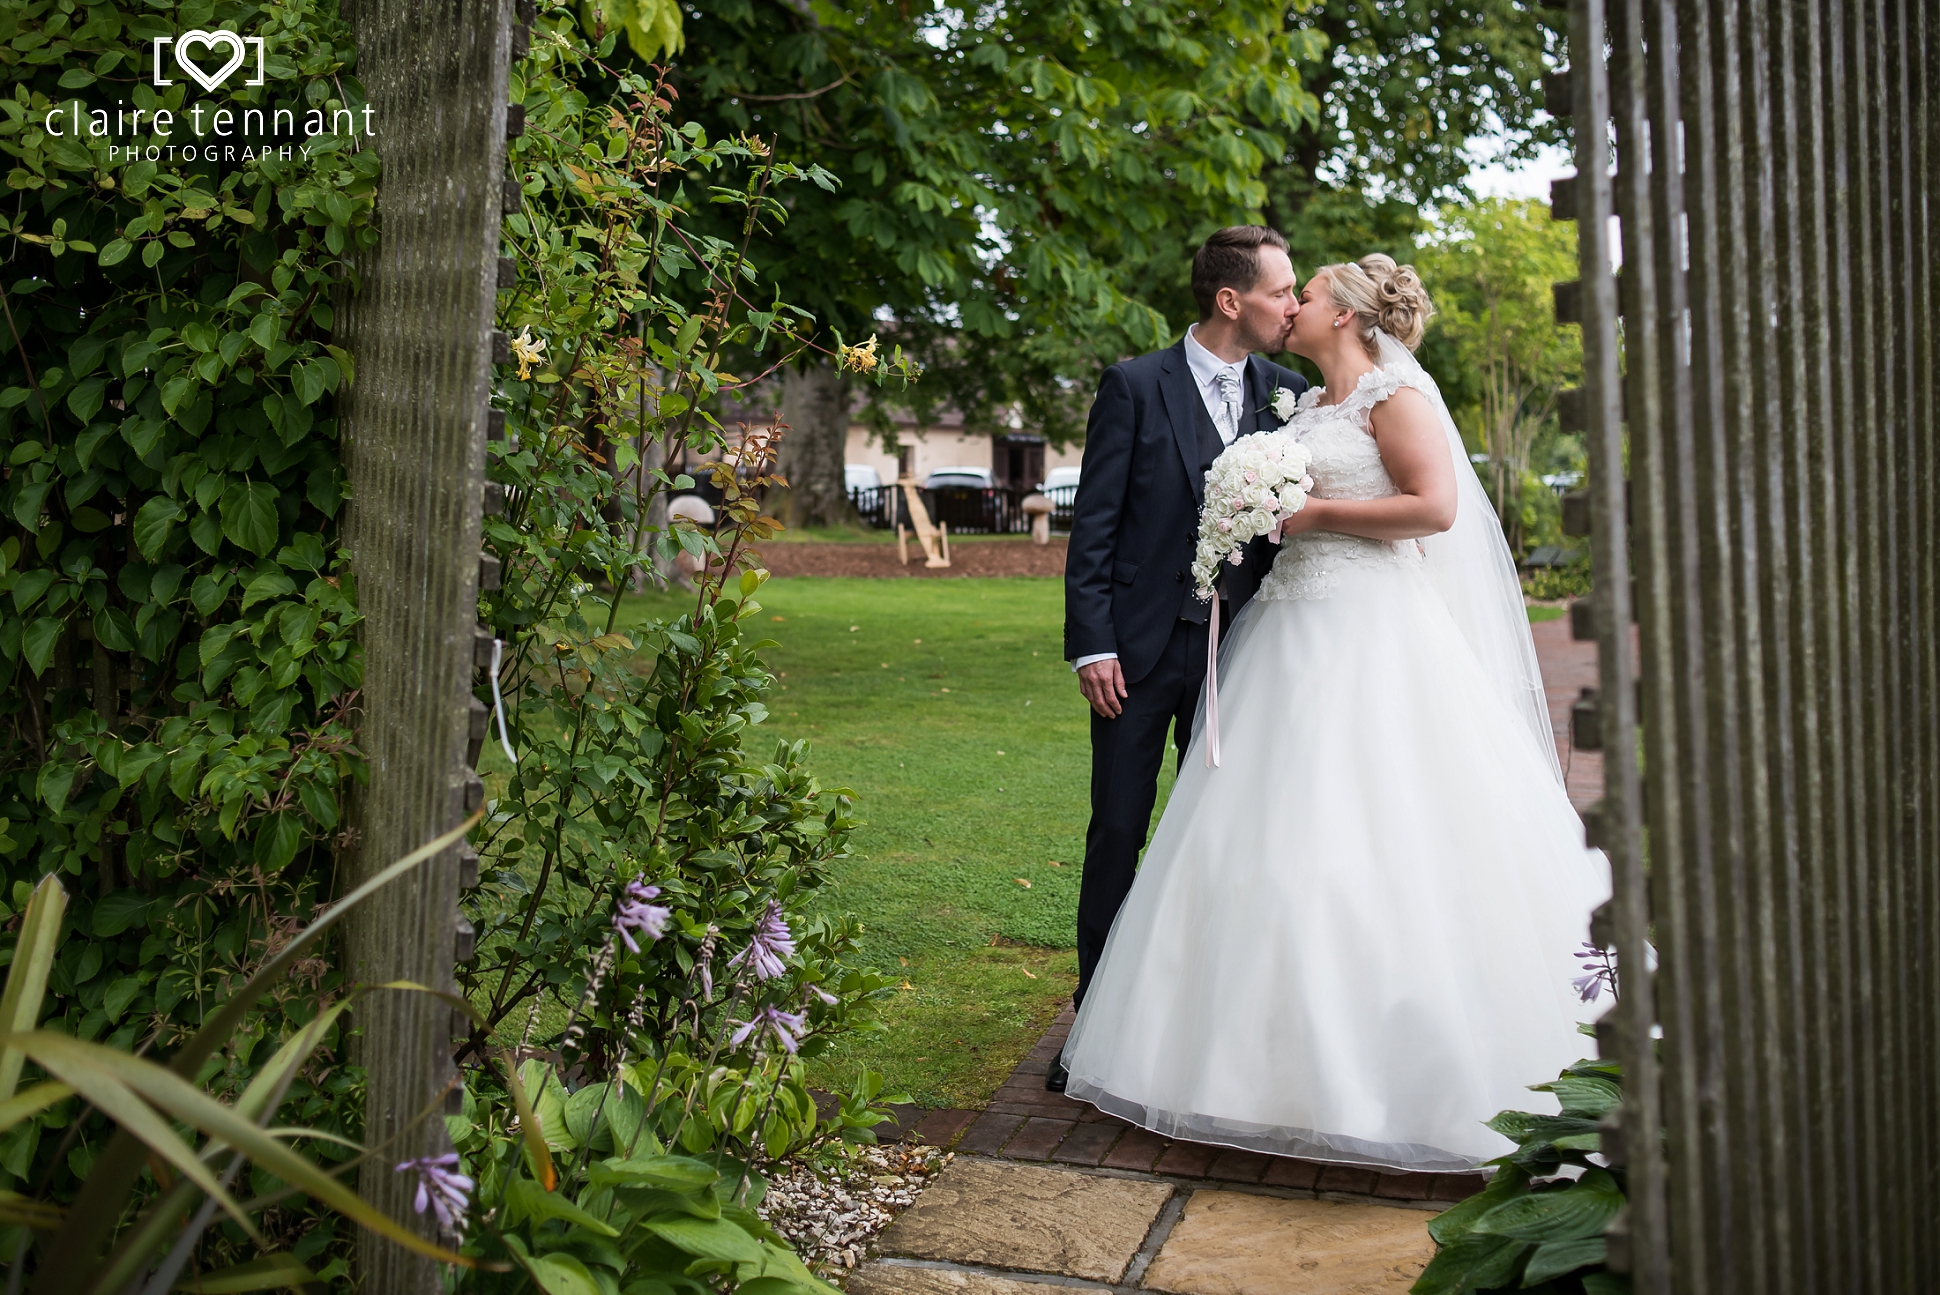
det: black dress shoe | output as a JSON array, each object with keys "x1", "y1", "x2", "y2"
[{"x1": 1045, "y1": 1054, "x2": 1069, "y2": 1092}]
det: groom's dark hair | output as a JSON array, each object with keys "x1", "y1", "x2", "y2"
[{"x1": 1191, "y1": 226, "x2": 1290, "y2": 319}]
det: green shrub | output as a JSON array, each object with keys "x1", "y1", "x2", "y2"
[
  {"x1": 0, "y1": 0, "x2": 373, "y2": 1252},
  {"x1": 1412, "y1": 1058, "x2": 1630, "y2": 1295}
]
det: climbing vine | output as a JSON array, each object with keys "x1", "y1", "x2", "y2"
[{"x1": 0, "y1": 0, "x2": 373, "y2": 1262}]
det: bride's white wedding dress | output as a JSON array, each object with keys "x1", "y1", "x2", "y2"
[{"x1": 1062, "y1": 355, "x2": 1610, "y2": 1174}]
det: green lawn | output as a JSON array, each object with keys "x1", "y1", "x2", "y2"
[
  {"x1": 618, "y1": 576, "x2": 1146, "y2": 1109},
  {"x1": 607, "y1": 578, "x2": 1561, "y2": 1109}
]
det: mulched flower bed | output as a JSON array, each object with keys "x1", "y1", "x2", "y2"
[
  {"x1": 757, "y1": 1142, "x2": 951, "y2": 1277},
  {"x1": 750, "y1": 539, "x2": 1067, "y2": 579}
]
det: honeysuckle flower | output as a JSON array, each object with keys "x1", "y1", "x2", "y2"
[
  {"x1": 396, "y1": 1153, "x2": 473, "y2": 1229},
  {"x1": 838, "y1": 333, "x2": 881, "y2": 375},
  {"x1": 509, "y1": 325, "x2": 547, "y2": 381},
  {"x1": 731, "y1": 1003, "x2": 807, "y2": 1054},
  {"x1": 728, "y1": 900, "x2": 795, "y2": 981},
  {"x1": 613, "y1": 875, "x2": 671, "y2": 953}
]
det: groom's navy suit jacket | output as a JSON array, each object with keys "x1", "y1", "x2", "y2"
[{"x1": 1064, "y1": 341, "x2": 1309, "y2": 685}]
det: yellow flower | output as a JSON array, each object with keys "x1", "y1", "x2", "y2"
[
  {"x1": 838, "y1": 333, "x2": 881, "y2": 375},
  {"x1": 510, "y1": 326, "x2": 548, "y2": 380}
]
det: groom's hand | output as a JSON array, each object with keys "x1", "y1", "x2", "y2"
[{"x1": 1078, "y1": 659, "x2": 1128, "y2": 719}]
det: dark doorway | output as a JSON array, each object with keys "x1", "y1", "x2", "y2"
[{"x1": 993, "y1": 434, "x2": 1045, "y2": 490}]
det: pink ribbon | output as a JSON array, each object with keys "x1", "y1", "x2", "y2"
[{"x1": 1204, "y1": 593, "x2": 1221, "y2": 768}]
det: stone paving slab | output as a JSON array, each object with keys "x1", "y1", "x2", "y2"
[
  {"x1": 876, "y1": 1158, "x2": 1174, "y2": 1284},
  {"x1": 1141, "y1": 1191, "x2": 1436, "y2": 1295},
  {"x1": 849, "y1": 1264, "x2": 1079, "y2": 1295}
]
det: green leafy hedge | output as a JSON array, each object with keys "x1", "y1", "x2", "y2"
[{"x1": 0, "y1": 0, "x2": 371, "y2": 1236}]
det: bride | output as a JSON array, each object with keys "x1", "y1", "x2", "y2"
[{"x1": 1060, "y1": 254, "x2": 1610, "y2": 1173}]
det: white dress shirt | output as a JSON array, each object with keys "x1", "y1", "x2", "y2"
[{"x1": 1073, "y1": 325, "x2": 1246, "y2": 672}]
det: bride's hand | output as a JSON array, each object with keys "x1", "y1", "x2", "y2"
[{"x1": 1274, "y1": 499, "x2": 1328, "y2": 539}]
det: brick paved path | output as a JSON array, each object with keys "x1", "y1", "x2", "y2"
[
  {"x1": 1529, "y1": 611, "x2": 1603, "y2": 811},
  {"x1": 890, "y1": 1008, "x2": 1487, "y2": 1207}
]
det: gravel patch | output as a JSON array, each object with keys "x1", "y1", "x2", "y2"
[{"x1": 759, "y1": 1142, "x2": 953, "y2": 1277}]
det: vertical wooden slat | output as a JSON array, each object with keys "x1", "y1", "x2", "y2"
[
  {"x1": 1603, "y1": 1, "x2": 1940, "y2": 1288},
  {"x1": 334, "y1": 1, "x2": 509, "y2": 1289}
]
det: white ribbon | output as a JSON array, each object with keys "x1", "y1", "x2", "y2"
[
  {"x1": 1204, "y1": 595, "x2": 1221, "y2": 769},
  {"x1": 489, "y1": 638, "x2": 517, "y2": 767}
]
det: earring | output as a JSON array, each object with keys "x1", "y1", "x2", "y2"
[{"x1": 1332, "y1": 319, "x2": 1343, "y2": 328}]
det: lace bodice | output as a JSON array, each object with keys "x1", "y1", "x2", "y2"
[{"x1": 1256, "y1": 367, "x2": 1423, "y2": 603}]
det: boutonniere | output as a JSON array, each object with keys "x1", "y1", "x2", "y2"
[{"x1": 1269, "y1": 386, "x2": 1299, "y2": 423}]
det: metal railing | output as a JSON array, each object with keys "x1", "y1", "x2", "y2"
[
  {"x1": 1562, "y1": 0, "x2": 1938, "y2": 1288},
  {"x1": 848, "y1": 483, "x2": 1077, "y2": 535}
]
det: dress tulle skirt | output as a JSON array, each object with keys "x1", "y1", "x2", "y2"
[{"x1": 1062, "y1": 554, "x2": 1610, "y2": 1173}]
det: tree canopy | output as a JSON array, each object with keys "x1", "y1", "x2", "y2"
[{"x1": 649, "y1": 0, "x2": 1565, "y2": 519}]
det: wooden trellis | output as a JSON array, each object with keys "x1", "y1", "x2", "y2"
[
  {"x1": 334, "y1": 0, "x2": 528, "y2": 1287},
  {"x1": 1557, "y1": 0, "x2": 1938, "y2": 1287}
]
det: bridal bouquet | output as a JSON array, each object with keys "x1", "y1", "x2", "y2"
[{"x1": 1190, "y1": 432, "x2": 1315, "y2": 600}]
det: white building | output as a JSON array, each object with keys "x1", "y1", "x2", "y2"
[{"x1": 844, "y1": 406, "x2": 1083, "y2": 490}]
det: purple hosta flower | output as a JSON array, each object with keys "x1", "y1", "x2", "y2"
[
  {"x1": 395, "y1": 1153, "x2": 473, "y2": 1230},
  {"x1": 613, "y1": 875, "x2": 671, "y2": 953},
  {"x1": 1573, "y1": 941, "x2": 1620, "y2": 1003},
  {"x1": 731, "y1": 1004, "x2": 807, "y2": 1055},
  {"x1": 728, "y1": 901, "x2": 796, "y2": 981},
  {"x1": 806, "y1": 983, "x2": 839, "y2": 1006}
]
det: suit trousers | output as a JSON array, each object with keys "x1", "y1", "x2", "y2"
[{"x1": 1075, "y1": 609, "x2": 1215, "y2": 1009}]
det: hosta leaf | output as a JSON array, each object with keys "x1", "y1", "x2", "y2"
[
  {"x1": 1473, "y1": 1179, "x2": 1621, "y2": 1243},
  {"x1": 1532, "y1": 1074, "x2": 1622, "y2": 1119},
  {"x1": 503, "y1": 1174, "x2": 619, "y2": 1236},
  {"x1": 1523, "y1": 1235, "x2": 1609, "y2": 1284},
  {"x1": 646, "y1": 1214, "x2": 765, "y2": 1263},
  {"x1": 1410, "y1": 1232, "x2": 1525, "y2": 1295},
  {"x1": 501, "y1": 1239, "x2": 602, "y2": 1295}
]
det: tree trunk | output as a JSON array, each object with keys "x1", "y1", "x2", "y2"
[
  {"x1": 775, "y1": 361, "x2": 856, "y2": 529},
  {"x1": 335, "y1": 1, "x2": 509, "y2": 1290}
]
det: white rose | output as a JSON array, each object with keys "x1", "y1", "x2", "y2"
[{"x1": 1270, "y1": 387, "x2": 1298, "y2": 421}]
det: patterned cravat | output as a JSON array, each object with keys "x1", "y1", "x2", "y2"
[{"x1": 1215, "y1": 368, "x2": 1243, "y2": 444}]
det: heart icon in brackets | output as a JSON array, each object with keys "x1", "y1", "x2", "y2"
[{"x1": 173, "y1": 29, "x2": 247, "y2": 92}]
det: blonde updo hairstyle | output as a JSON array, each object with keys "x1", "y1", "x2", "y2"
[{"x1": 1317, "y1": 253, "x2": 1435, "y2": 358}]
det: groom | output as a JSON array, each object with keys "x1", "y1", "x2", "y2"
[{"x1": 1053, "y1": 226, "x2": 1306, "y2": 1091}]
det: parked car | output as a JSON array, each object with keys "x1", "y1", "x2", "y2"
[
  {"x1": 1039, "y1": 466, "x2": 1082, "y2": 492},
  {"x1": 922, "y1": 466, "x2": 994, "y2": 490},
  {"x1": 845, "y1": 464, "x2": 883, "y2": 492}
]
